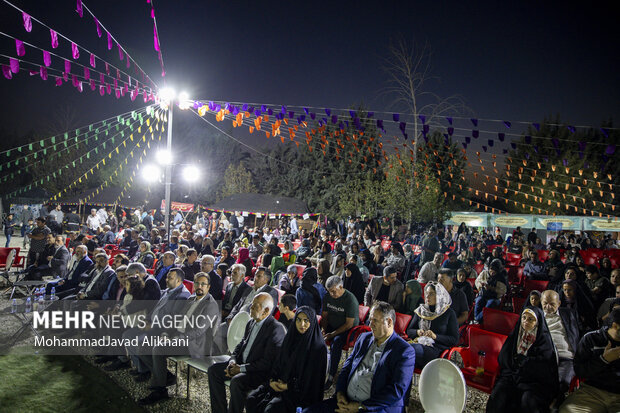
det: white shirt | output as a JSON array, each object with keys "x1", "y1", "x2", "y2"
[
  {"x1": 418, "y1": 262, "x2": 438, "y2": 283},
  {"x1": 87, "y1": 215, "x2": 101, "y2": 231},
  {"x1": 545, "y1": 312, "x2": 574, "y2": 359}
]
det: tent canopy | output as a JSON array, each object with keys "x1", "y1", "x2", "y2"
[
  {"x1": 206, "y1": 193, "x2": 310, "y2": 215},
  {"x1": 55, "y1": 186, "x2": 152, "y2": 209}
]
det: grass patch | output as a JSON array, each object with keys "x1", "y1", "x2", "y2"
[{"x1": 0, "y1": 354, "x2": 145, "y2": 413}]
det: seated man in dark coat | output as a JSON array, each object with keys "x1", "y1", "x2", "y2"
[
  {"x1": 46, "y1": 245, "x2": 93, "y2": 298},
  {"x1": 208, "y1": 292, "x2": 286, "y2": 413},
  {"x1": 304, "y1": 301, "x2": 416, "y2": 413}
]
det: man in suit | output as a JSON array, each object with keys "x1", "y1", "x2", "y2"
[
  {"x1": 365, "y1": 265, "x2": 404, "y2": 310},
  {"x1": 46, "y1": 245, "x2": 93, "y2": 298},
  {"x1": 542, "y1": 290, "x2": 581, "y2": 401},
  {"x1": 214, "y1": 266, "x2": 278, "y2": 354},
  {"x1": 222, "y1": 263, "x2": 252, "y2": 319},
  {"x1": 208, "y1": 292, "x2": 286, "y2": 413},
  {"x1": 200, "y1": 255, "x2": 222, "y2": 300},
  {"x1": 153, "y1": 251, "x2": 176, "y2": 290},
  {"x1": 138, "y1": 272, "x2": 220, "y2": 405},
  {"x1": 305, "y1": 301, "x2": 415, "y2": 413},
  {"x1": 122, "y1": 268, "x2": 191, "y2": 379},
  {"x1": 181, "y1": 248, "x2": 200, "y2": 281},
  {"x1": 61, "y1": 253, "x2": 115, "y2": 301}
]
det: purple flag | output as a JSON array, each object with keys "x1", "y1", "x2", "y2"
[
  {"x1": 106, "y1": 83, "x2": 111, "y2": 94},
  {"x1": 100, "y1": 85, "x2": 105, "y2": 96},
  {"x1": 367, "y1": 112, "x2": 374, "y2": 118},
  {"x1": 23, "y1": 12, "x2": 32, "y2": 32},
  {"x1": 446, "y1": 117, "x2": 453, "y2": 125},
  {"x1": 498, "y1": 133, "x2": 505, "y2": 141},
  {"x1": 126, "y1": 55, "x2": 130, "y2": 68},
  {"x1": 55, "y1": 76, "x2": 62, "y2": 86},
  {"x1": 331, "y1": 115, "x2": 338, "y2": 124},
  {"x1": 423, "y1": 124, "x2": 430, "y2": 134},
  {"x1": 50, "y1": 30, "x2": 58, "y2": 48},
  {"x1": 525, "y1": 135, "x2": 532, "y2": 144},
  {"x1": 15, "y1": 39, "x2": 25, "y2": 57},
  {"x1": 377, "y1": 119, "x2": 384, "y2": 130},
  {"x1": 532, "y1": 123, "x2": 540, "y2": 131},
  {"x1": 95, "y1": 18, "x2": 102, "y2": 37},
  {"x1": 482, "y1": 146, "x2": 487, "y2": 152},
  {"x1": 84, "y1": 67, "x2": 90, "y2": 80},
  {"x1": 503, "y1": 121, "x2": 511, "y2": 128},
  {"x1": 40, "y1": 67, "x2": 48, "y2": 80},
  {"x1": 65, "y1": 60, "x2": 71, "y2": 74},
  {"x1": 465, "y1": 137, "x2": 471, "y2": 144},
  {"x1": 600, "y1": 128, "x2": 609, "y2": 138},
  {"x1": 488, "y1": 139, "x2": 494, "y2": 147},
  {"x1": 76, "y1": 0, "x2": 83, "y2": 17},
  {"x1": 567, "y1": 125, "x2": 576, "y2": 133},
  {"x1": 511, "y1": 143, "x2": 517, "y2": 149},
  {"x1": 90, "y1": 79, "x2": 95, "y2": 90},
  {"x1": 325, "y1": 108, "x2": 331, "y2": 116},
  {"x1": 310, "y1": 112, "x2": 315, "y2": 120},
  {"x1": 606, "y1": 144, "x2": 616, "y2": 155},
  {"x1": 99, "y1": 73, "x2": 104, "y2": 83},
  {"x1": 2, "y1": 65, "x2": 12, "y2": 79},
  {"x1": 393, "y1": 113, "x2": 399, "y2": 122},
  {"x1": 399, "y1": 121, "x2": 406, "y2": 132},
  {"x1": 470, "y1": 118, "x2": 478, "y2": 126},
  {"x1": 472, "y1": 130, "x2": 479, "y2": 138},
  {"x1": 447, "y1": 127, "x2": 454, "y2": 136},
  {"x1": 72, "y1": 42, "x2": 79, "y2": 59},
  {"x1": 90, "y1": 53, "x2": 95, "y2": 67},
  {"x1": 118, "y1": 44, "x2": 123, "y2": 60},
  {"x1": 9, "y1": 58, "x2": 19, "y2": 74},
  {"x1": 419, "y1": 114, "x2": 426, "y2": 124},
  {"x1": 107, "y1": 32, "x2": 113, "y2": 50},
  {"x1": 43, "y1": 50, "x2": 51, "y2": 67}
]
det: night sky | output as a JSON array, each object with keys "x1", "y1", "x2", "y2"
[{"x1": 1, "y1": 0, "x2": 619, "y2": 144}]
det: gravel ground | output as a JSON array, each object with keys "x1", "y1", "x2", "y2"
[{"x1": 0, "y1": 234, "x2": 488, "y2": 412}]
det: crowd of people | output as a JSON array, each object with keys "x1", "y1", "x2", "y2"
[{"x1": 6, "y1": 204, "x2": 620, "y2": 413}]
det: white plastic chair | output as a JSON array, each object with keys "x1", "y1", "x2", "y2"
[{"x1": 419, "y1": 358, "x2": 467, "y2": 413}]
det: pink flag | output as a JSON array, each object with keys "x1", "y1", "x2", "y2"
[
  {"x1": 72, "y1": 74, "x2": 79, "y2": 87},
  {"x1": 123, "y1": 82, "x2": 129, "y2": 94},
  {"x1": 107, "y1": 32, "x2": 113, "y2": 50},
  {"x1": 9, "y1": 58, "x2": 19, "y2": 74},
  {"x1": 71, "y1": 42, "x2": 79, "y2": 59},
  {"x1": 153, "y1": 25, "x2": 160, "y2": 51},
  {"x1": 106, "y1": 83, "x2": 111, "y2": 94},
  {"x1": 63, "y1": 71, "x2": 68, "y2": 82},
  {"x1": 65, "y1": 59, "x2": 71, "y2": 74},
  {"x1": 90, "y1": 53, "x2": 95, "y2": 68},
  {"x1": 84, "y1": 67, "x2": 90, "y2": 80},
  {"x1": 40, "y1": 67, "x2": 48, "y2": 81},
  {"x1": 15, "y1": 39, "x2": 25, "y2": 57},
  {"x1": 55, "y1": 77, "x2": 63, "y2": 86},
  {"x1": 50, "y1": 29, "x2": 58, "y2": 48},
  {"x1": 29, "y1": 70, "x2": 38, "y2": 76},
  {"x1": 43, "y1": 50, "x2": 51, "y2": 67},
  {"x1": 76, "y1": 0, "x2": 83, "y2": 17},
  {"x1": 130, "y1": 89, "x2": 137, "y2": 101},
  {"x1": 120, "y1": 86, "x2": 125, "y2": 97},
  {"x1": 90, "y1": 79, "x2": 96, "y2": 90},
  {"x1": 114, "y1": 78, "x2": 118, "y2": 89},
  {"x1": 2, "y1": 65, "x2": 12, "y2": 79},
  {"x1": 118, "y1": 44, "x2": 124, "y2": 60},
  {"x1": 23, "y1": 12, "x2": 32, "y2": 32},
  {"x1": 143, "y1": 90, "x2": 147, "y2": 102},
  {"x1": 116, "y1": 68, "x2": 120, "y2": 79},
  {"x1": 115, "y1": 88, "x2": 120, "y2": 98},
  {"x1": 126, "y1": 55, "x2": 130, "y2": 68},
  {"x1": 94, "y1": 17, "x2": 102, "y2": 38},
  {"x1": 151, "y1": 9, "x2": 155, "y2": 18},
  {"x1": 77, "y1": 81, "x2": 83, "y2": 92},
  {"x1": 105, "y1": 62, "x2": 110, "y2": 74},
  {"x1": 100, "y1": 73, "x2": 104, "y2": 83},
  {"x1": 99, "y1": 85, "x2": 105, "y2": 96}
]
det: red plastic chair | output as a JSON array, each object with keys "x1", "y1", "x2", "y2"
[
  {"x1": 448, "y1": 326, "x2": 508, "y2": 393},
  {"x1": 505, "y1": 253, "x2": 521, "y2": 266},
  {"x1": 523, "y1": 279, "x2": 549, "y2": 297},
  {"x1": 358, "y1": 305, "x2": 370, "y2": 324},
  {"x1": 394, "y1": 312, "x2": 412, "y2": 340},
  {"x1": 507, "y1": 266, "x2": 524, "y2": 285},
  {"x1": 473, "y1": 263, "x2": 485, "y2": 275},
  {"x1": 183, "y1": 279, "x2": 194, "y2": 294},
  {"x1": 537, "y1": 250, "x2": 549, "y2": 262},
  {"x1": 481, "y1": 307, "x2": 519, "y2": 336}
]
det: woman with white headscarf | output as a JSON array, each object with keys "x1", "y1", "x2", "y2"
[{"x1": 406, "y1": 281, "x2": 459, "y2": 368}]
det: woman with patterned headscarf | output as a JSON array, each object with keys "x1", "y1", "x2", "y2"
[
  {"x1": 486, "y1": 306, "x2": 558, "y2": 413},
  {"x1": 406, "y1": 281, "x2": 459, "y2": 368}
]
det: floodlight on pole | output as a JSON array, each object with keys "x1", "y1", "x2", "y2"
[
  {"x1": 159, "y1": 87, "x2": 176, "y2": 104},
  {"x1": 178, "y1": 91, "x2": 191, "y2": 110},
  {"x1": 156, "y1": 149, "x2": 173, "y2": 165},
  {"x1": 142, "y1": 164, "x2": 161, "y2": 182},
  {"x1": 182, "y1": 165, "x2": 200, "y2": 183}
]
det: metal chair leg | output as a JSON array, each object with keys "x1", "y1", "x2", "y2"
[
  {"x1": 174, "y1": 360, "x2": 179, "y2": 397},
  {"x1": 186, "y1": 365, "x2": 191, "y2": 400}
]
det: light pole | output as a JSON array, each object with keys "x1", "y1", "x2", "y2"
[{"x1": 164, "y1": 102, "x2": 173, "y2": 244}]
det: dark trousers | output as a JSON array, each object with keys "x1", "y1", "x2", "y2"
[
  {"x1": 246, "y1": 384, "x2": 294, "y2": 413},
  {"x1": 5, "y1": 233, "x2": 11, "y2": 247},
  {"x1": 328, "y1": 331, "x2": 350, "y2": 376},
  {"x1": 208, "y1": 361, "x2": 262, "y2": 413},
  {"x1": 474, "y1": 296, "x2": 501, "y2": 322},
  {"x1": 487, "y1": 377, "x2": 550, "y2": 413},
  {"x1": 411, "y1": 343, "x2": 440, "y2": 369},
  {"x1": 303, "y1": 397, "x2": 338, "y2": 413}
]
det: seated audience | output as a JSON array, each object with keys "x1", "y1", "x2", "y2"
[
  {"x1": 279, "y1": 265, "x2": 301, "y2": 294},
  {"x1": 343, "y1": 263, "x2": 366, "y2": 305},
  {"x1": 199, "y1": 255, "x2": 222, "y2": 300},
  {"x1": 246, "y1": 305, "x2": 326, "y2": 413},
  {"x1": 487, "y1": 306, "x2": 558, "y2": 413},
  {"x1": 401, "y1": 279, "x2": 422, "y2": 316},
  {"x1": 559, "y1": 308, "x2": 620, "y2": 413},
  {"x1": 277, "y1": 294, "x2": 297, "y2": 331},
  {"x1": 406, "y1": 282, "x2": 458, "y2": 368},
  {"x1": 296, "y1": 267, "x2": 327, "y2": 315},
  {"x1": 454, "y1": 268, "x2": 475, "y2": 307},
  {"x1": 208, "y1": 293, "x2": 286, "y2": 413},
  {"x1": 321, "y1": 275, "x2": 360, "y2": 389},
  {"x1": 417, "y1": 252, "x2": 443, "y2": 283},
  {"x1": 523, "y1": 249, "x2": 547, "y2": 280},
  {"x1": 365, "y1": 265, "x2": 404, "y2": 310},
  {"x1": 221, "y1": 263, "x2": 252, "y2": 319},
  {"x1": 437, "y1": 269, "x2": 470, "y2": 325},
  {"x1": 474, "y1": 259, "x2": 507, "y2": 323},
  {"x1": 305, "y1": 301, "x2": 415, "y2": 413},
  {"x1": 153, "y1": 251, "x2": 176, "y2": 290}
]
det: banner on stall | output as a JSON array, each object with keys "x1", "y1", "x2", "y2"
[
  {"x1": 534, "y1": 216, "x2": 582, "y2": 231},
  {"x1": 583, "y1": 218, "x2": 620, "y2": 231},
  {"x1": 445, "y1": 212, "x2": 489, "y2": 227},
  {"x1": 490, "y1": 214, "x2": 533, "y2": 229},
  {"x1": 160, "y1": 200, "x2": 194, "y2": 212}
]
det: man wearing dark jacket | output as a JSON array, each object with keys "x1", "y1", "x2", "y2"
[
  {"x1": 305, "y1": 302, "x2": 415, "y2": 413},
  {"x1": 72, "y1": 253, "x2": 116, "y2": 300},
  {"x1": 542, "y1": 290, "x2": 580, "y2": 398},
  {"x1": 208, "y1": 293, "x2": 285, "y2": 413},
  {"x1": 560, "y1": 308, "x2": 620, "y2": 413},
  {"x1": 181, "y1": 248, "x2": 200, "y2": 282},
  {"x1": 200, "y1": 255, "x2": 222, "y2": 300},
  {"x1": 47, "y1": 245, "x2": 93, "y2": 298},
  {"x1": 221, "y1": 263, "x2": 252, "y2": 318},
  {"x1": 153, "y1": 251, "x2": 176, "y2": 290}
]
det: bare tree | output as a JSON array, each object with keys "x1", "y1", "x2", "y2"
[{"x1": 381, "y1": 38, "x2": 473, "y2": 163}]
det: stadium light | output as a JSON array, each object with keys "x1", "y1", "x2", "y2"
[
  {"x1": 182, "y1": 165, "x2": 200, "y2": 183},
  {"x1": 156, "y1": 149, "x2": 173, "y2": 165},
  {"x1": 142, "y1": 164, "x2": 161, "y2": 182}
]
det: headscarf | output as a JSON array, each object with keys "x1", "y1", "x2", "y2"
[
  {"x1": 273, "y1": 305, "x2": 326, "y2": 407},
  {"x1": 343, "y1": 263, "x2": 365, "y2": 304},
  {"x1": 301, "y1": 267, "x2": 322, "y2": 314},
  {"x1": 236, "y1": 247, "x2": 250, "y2": 264},
  {"x1": 498, "y1": 306, "x2": 558, "y2": 393},
  {"x1": 414, "y1": 281, "x2": 452, "y2": 331},
  {"x1": 516, "y1": 308, "x2": 538, "y2": 355},
  {"x1": 271, "y1": 256, "x2": 286, "y2": 275},
  {"x1": 403, "y1": 280, "x2": 422, "y2": 315},
  {"x1": 319, "y1": 242, "x2": 332, "y2": 258},
  {"x1": 139, "y1": 241, "x2": 153, "y2": 257},
  {"x1": 262, "y1": 252, "x2": 273, "y2": 269}
]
